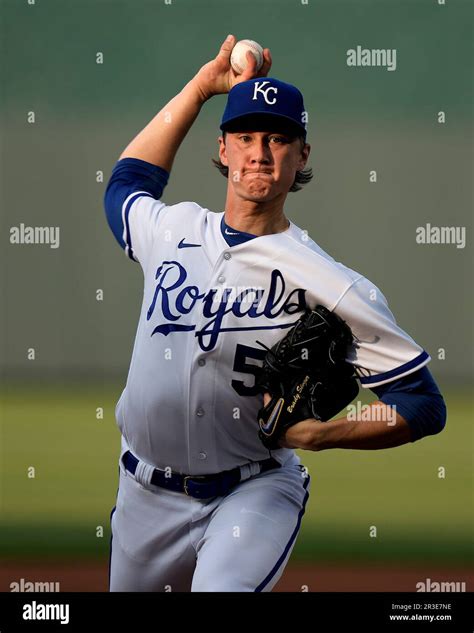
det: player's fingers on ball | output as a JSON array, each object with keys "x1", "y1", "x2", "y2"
[
  {"x1": 246, "y1": 49, "x2": 258, "y2": 72},
  {"x1": 237, "y1": 51, "x2": 257, "y2": 81},
  {"x1": 260, "y1": 48, "x2": 272, "y2": 75},
  {"x1": 217, "y1": 34, "x2": 235, "y2": 62}
]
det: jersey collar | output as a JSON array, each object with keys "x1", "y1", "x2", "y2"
[{"x1": 221, "y1": 216, "x2": 258, "y2": 247}]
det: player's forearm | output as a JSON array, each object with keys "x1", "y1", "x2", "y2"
[
  {"x1": 284, "y1": 402, "x2": 412, "y2": 451},
  {"x1": 119, "y1": 78, "x2": 207, "y2": 171}
]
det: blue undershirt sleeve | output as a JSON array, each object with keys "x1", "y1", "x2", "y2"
[
  {"x1": 104, "y1": 158, "x2": 169, "y2": 250},
  {"x1": 371, "y1": 367, "x2": 447, "y2": 442}
]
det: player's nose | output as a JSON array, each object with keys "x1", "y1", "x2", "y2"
[{"x1": 249, "y1": 138, "x2": 272, "y2": 164}]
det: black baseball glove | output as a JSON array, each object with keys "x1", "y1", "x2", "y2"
[{"x1": 256, "y1": 305, "x2": 359, "y2": 449}]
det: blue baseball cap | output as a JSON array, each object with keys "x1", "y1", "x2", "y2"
[{"x1": 220, "y1": 77, "x2": 307, "y2": 139}]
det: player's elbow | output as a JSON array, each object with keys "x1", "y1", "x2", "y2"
[
  {"x1": 413, "y1": 393, "x2": 447, "y2": 441},
  {"x1": 429, "y1": 393, "x2": 447, "y2": 436}
]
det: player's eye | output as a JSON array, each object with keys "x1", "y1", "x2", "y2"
[
  {"x1": 239, "y1": 135, "x2": 252, "y2": 143},
  {"x1": 269, "y1": 135, "x2": 288, "y2": 144}
]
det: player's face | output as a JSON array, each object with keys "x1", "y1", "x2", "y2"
[{"x1": 218, "y1": 131, "x2": 310, "y2": 202}]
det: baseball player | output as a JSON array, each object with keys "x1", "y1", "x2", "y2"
[{"x1": 104, "y1": 35, "x2": 446, "y2": 592}]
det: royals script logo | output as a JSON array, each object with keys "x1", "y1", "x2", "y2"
[{"x1": 146, "y1": 261, "x2": 306, "y2": 351}]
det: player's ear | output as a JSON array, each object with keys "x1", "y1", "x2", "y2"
[
  {"x1": 297, "y1": 142, "x2": 311, "y2": 171},
  {"x1": 218, "y1": 135, "x2": 229, "y2": 167}
]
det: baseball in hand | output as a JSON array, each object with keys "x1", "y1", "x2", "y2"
[{"x1": 230, "y1": 39, "x2": 264, "y2": 74}]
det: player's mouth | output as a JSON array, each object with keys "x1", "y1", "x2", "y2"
[{"x1": 243, "y1": 170, "x2": 273, "y2": 177}]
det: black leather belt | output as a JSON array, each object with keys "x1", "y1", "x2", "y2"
[{"x1": 122, "y1": 450, "x2": 280, "y2": 499}]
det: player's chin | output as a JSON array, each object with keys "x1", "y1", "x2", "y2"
[
  {"x1": 240, "y1": 182, "x2": 279, "y2": 202},
  {"x1": 245, "y1": 191, "x2": 273, "y2": 202}
]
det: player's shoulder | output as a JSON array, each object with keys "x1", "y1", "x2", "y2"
[
  {"x1": 285, "y1": 222, "x2": 362, "y2": 285},
  {"x1": 146, "y1": 199, "x2": 210, "y2": 223},
  {"x1": 157, "y1": 199, "x2": 207, "y2": 214}
]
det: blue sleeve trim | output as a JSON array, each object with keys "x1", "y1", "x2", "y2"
[
  {"x1": 371, "y1": 367, "x2": 447, "y2": 441},
  {"x1": 123, "y1": 192, "x2": 153, "y2": 262},
  {"x1": 360, "y1": 350, "x2": 430, "y2": 386},
  {"x1": 104, "y1": 158, "x2": 169, "y2": 253}
]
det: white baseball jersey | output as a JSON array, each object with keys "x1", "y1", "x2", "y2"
[{"x1": 113, "y1": 193, "x2": 430, "y2": 475}]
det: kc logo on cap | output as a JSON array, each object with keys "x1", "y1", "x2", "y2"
[
  {"x1": 220, "y1": 77, "x2": 308, "y2": 138},
  {"x1": 252, "y1": 81, "x2": 278, "y2": 105}
]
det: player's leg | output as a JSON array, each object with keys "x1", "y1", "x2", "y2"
[
  {"x1": 109, "y1": 463, "x2": 197, "y2": 592},
  {"x1": 190, "y1": 459, "x2": 310, "y2": 592}
]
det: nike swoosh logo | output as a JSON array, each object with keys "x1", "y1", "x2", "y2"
[
  {"x1": 259, "y1": 398, "x2": 285, "y2": 434},
  {"x1": 178, "y1": 238, "x2": 201, "y2": 249},
  {"x1": 225, "y1": 229, "x2": 239, "y2": 236}
]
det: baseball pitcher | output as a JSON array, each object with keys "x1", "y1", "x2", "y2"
[{"x1": 104, "y1": 35, "x2": 446, "y2": 592}]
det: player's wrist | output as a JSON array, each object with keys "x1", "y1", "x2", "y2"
[
  {"x1": 185, "y1": 77, "x2": 211, "y2": 105},
  {"x1": 281, "y1": 419, "x2": 322, "y2": 451}
]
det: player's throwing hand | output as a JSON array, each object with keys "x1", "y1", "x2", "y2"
[{"x1": 193, "y1": 34, "x2": 272, "y2": 101}]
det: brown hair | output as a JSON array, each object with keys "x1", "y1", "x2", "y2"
[{"x1": 212, "y1": 133, "x2": 313, "y2": 193}]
